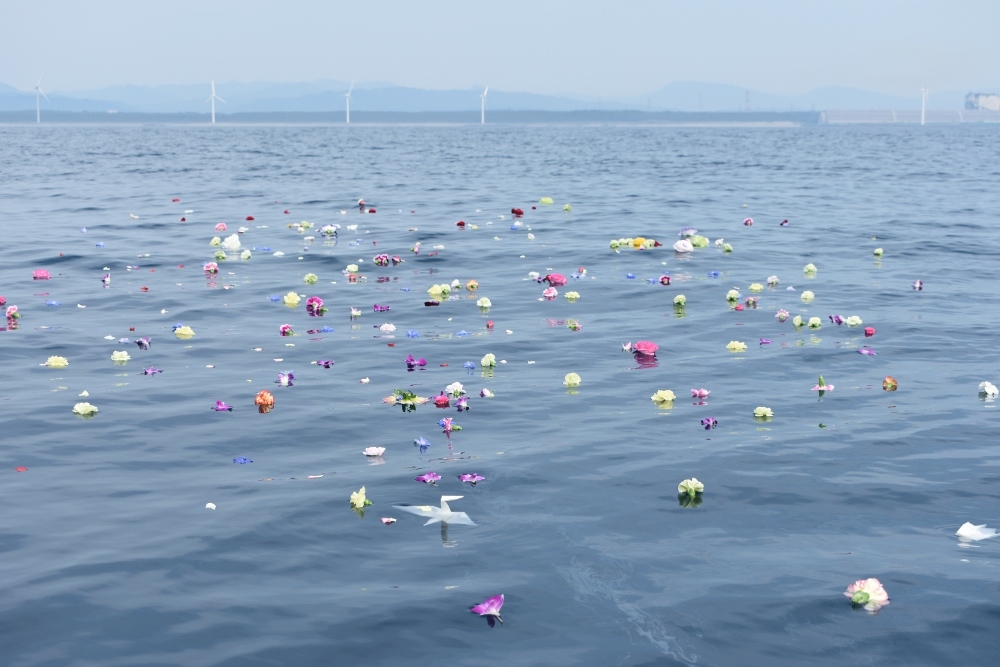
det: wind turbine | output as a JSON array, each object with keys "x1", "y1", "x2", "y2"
[
  {"x1": 920, "y1": 86, "x2": 928, "y2": 126},
  {"x1": 209, "y1": 80, "x2": 226, "y2": 124},
  {"x1": 34, "y1": 77, "x2": 49, "y2": 124},
  {"x1": 480, "y1": 86, "x2": 488, "y2": 124},
  {"x1": 345, "y1": 82, "x2": 354, "y2": 123}
]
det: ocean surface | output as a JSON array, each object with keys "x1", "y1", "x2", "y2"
[{"x1": 1, "y1": 123, "x2": 999, "y2": 666}]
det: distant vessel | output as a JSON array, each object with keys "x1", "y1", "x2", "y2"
[{"x1": 965, "y1": 92, "x2": 1000, "y2": 111}]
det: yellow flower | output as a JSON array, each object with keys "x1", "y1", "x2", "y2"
[
  {"x1": 209, "y1": 236, "x2": 222, "y2": 246},
  {"x1": 727, "y1": 340, "x2": 747, "y2": 352},
  {"x1": 110, "y1": 350, "x2": 131, "y2": 363},
  {"x1": 539, "y1": 197, "x2": 554, "y2": 205},
  {"x1": 753, "y1": 406, "x2": 774, "y2": 418},
  {"x1": 690, "y1": 235, "x2": 709, "y2": 248},
  {"x1": 174, "y1": 325, "x2": 195, "y2": 339},
  {"x1": 792, "y1": 315, "x2": 803, "y2": 327},
  {"x1": 726, "y1": 289, "x2": 740, "y2": 302},
  {"x1": 481, "y1": 353, "x2": 497, "y2": 368},
  {"x1": 722, "y1": 243, "x2": 733, "y2": 253},
  {"x1": 749, "y1": 283, "x2": 764, "y2": 292},
  {"x1": 564, "y1": 291, "x2": 580, "y2": 301},
  {"x1": 632, "y1": 237, "x2": 647, "y2": 249},
  {"x1": 303, "y1": 273, "x2": 318, "y2": 285},
  {"x1": 803, "y1": 263, "x2": 817, "y2": 274},
  {"x1": 283, "y1": 292, "x2": 301, "y2": 306},
  {"x1": 345, "y1": 264, "x2": 359, "y2": 273},
  {"x1": 350, "y1": 486, "x2": 368, "y2": 509},
  {"x1": 651, "y1": 389, "x2": 676, "y2": 405},
  {"x1": 476, "y1": 297, "x2": 492, "y2": 308},
  {"x1": 845, "y1": 315, "x2": 862, "y2": 326},
  {"x1": 800, "y1": 290, "x2": 815, "y2": 302},
  {"x1": 72, "y1": 402, "x2": 98, "y2": 416},
  {"x1": 563, "y1": 372, "x2": 582, "y2": 387},
  {"x1": 807, "y1": 317, "x2": 822, "y2": 329},
  {"x1": 873, "y1": 248, "x2": 883, "y2": 257},
  {"x1": 673, "y1": 294, "x2": 686, "y2": 306},
  {"x1": 240, "y1": 249, "x2": 252, "y2": 260},
  {"x1": 466, "y1": 279, "x2": 479, "y2": 291},
  {"x1": 44, "y1": 356, "x2": 69, "y2": 368}
]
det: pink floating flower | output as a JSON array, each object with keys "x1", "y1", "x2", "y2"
[
  {"x1": 215, "y1": 222, "x2": 228, "y2": 231},
  {"x1": 433, "y1": 393, "x2": 450, "y2": 408},
  {"x1": 743, "y1": 217, "x2": 753, "y2": 226},
  {"x1": 633, "y1": 341, "x2": 659, "y2": 355},
  {"x1": 470, "y1": 594, "x2": 504, "y2": 627},
  {"x1": 212, "y1": 400, "x2": 233, "y2": 412},
  {"x1": 381, "y1": 517, "x2": 397, "y2": 525},
  {"x1": 659, "y1": 275, "x2": 671, "y2": 285},
  {"x1": 691, "y1": 388, "x2": 710, "y2": 398},
  {"x1": 542, "y1": 287, "x2": 558, "y2": 299},
  {"x1": 305, "y1": 296, "x2": 327, "y2": 316},
  {"x1": 459, "y1": 473, "x2": 485, "y2": 486},
  {"x1": 844, "y1": 578, "x2": 890, "y2": 613},
  {"x1": 279, "y1": 323, "x2": 294, "y2": 336},
  {"x1": 775, "y1": 309, "x2": 789, "y2": 322},
  {"x1": 544, "y1": 273, "x2": 567, "y2": 286},
  {"x1": 864, "y1": 327, "x2": 876, "y2": 337},
  {"x1": 811, "y1": 384, "x2": 835, "y2": 391},
  {"x1": 405, "y1": 354, "x2": 427, "y2": 370},
  {"x1": 6, "y1": 305, "x2": 20, "y2": 320},
  {"x1": 203, "y1": 262, "x2": 219, "y2": 274},
  {"x1": 415, "y1": 472, "x2": 441, "y2": 485},
  {"x1": 373, "y1": 253, "x2": 390, "y2": 267},
  {"x1": 32, "y1": 269, "x2": 51, "y2": 280}
]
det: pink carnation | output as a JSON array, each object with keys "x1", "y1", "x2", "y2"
[
  {"x1": 633, "y1": 341, "x2": 659, "y2": 355},
  {"x1": 33, "y1": 269, "x2": 51, "y2": 280}
]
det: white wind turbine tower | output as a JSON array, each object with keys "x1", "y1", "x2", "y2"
[
  {"x1": 480, "y1": 86, "x2": 488, "y2": 124},
  {"x1": 34, "y1": 77, "x2": 49, "y2": 124},
  {"x1": 209, "y1": 80, "x2": 226, "y2": 124},
  {"x1": 345, "y1": 82, "x2": 354, "y2": 123},
  {"x1": 920, "y1": 86, "x2": 928, "y2": 126}
]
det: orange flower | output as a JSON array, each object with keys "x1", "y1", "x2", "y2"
[
  {"x1": 255, "y1": 390, "x2": 275, "y2": 413},
  {"x1": 882, "y1": 376, "x2": 898, "y2": 391}
]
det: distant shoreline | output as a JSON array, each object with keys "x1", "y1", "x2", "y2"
[{"x1": 1, "y1": 109, "x2": 997, "y2": 125}]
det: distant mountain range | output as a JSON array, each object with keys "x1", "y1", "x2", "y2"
[{"x1": 0, "y1": 80, "x2": 974, "y2": 114}]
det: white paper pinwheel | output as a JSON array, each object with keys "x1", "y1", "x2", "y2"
[{"x1": 393, "y1": 495, "x2": 475, "y2": 526}]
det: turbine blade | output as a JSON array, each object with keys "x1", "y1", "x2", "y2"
[
  {"x1": 216, "y1": 96, "x2": 226, "y2": 104},
  {"x1": 348, "y1": 82, "x2": 355, "y2": 95},
  {"x1": 39, "y1": 88, "x2": 49, "y2": 100},
  {"x1": 483, "y1": 86, "x2": 488, "y2": 97}
]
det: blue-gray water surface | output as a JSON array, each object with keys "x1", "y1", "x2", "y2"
[{"x1": 1, "y1": 123, "x2": 999, "y2": 666}]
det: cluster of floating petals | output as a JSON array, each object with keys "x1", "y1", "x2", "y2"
[
  {"x1": 691, "y1": 388, "x2": 710, "y2": 398},
  {"x1": 142, "y1": 367, "x2": 162, "y2": 375},
  {"x1": 844, "y1": 578, "x2": 890, "y2": 613}
]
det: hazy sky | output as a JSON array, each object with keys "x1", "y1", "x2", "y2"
[{"x1": 3, "y1": 0, "x2": 998, "y2": 96}]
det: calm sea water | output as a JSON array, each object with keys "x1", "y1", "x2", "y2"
[{"x1": 2, "y1": 123, "x2": 999, "y2": 666}]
